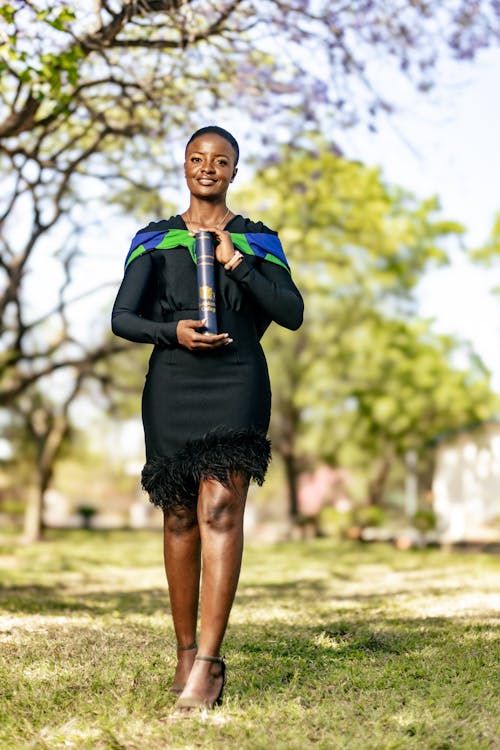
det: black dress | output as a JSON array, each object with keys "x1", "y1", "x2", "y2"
[{"x1": 111, "y1": 214, "x2": 303, "y2": 510}]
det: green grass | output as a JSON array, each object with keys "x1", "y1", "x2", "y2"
[{"x1": 1, "y1": 530, "x2": 499, "y2": 749}]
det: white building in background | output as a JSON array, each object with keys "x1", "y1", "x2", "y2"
[{"x1": 433, "y1": 422, "x2": 500, "y2": 542}]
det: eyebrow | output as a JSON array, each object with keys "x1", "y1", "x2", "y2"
[{"x1": 190, "y1": 150, "x2": 230, "y2": 157}]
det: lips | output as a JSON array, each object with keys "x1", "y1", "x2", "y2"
[{"x1": 198, "y1": 178, "x2": 216, "y2": 185}]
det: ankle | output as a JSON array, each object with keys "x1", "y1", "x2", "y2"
[
  {"x1": 177, "y1": 641, "x2": 197, "y2": 652},
  {"x1": 195, "y1": 654, "x2": 224, "y2": 663},
  {"x1": 195, "y1": 655, "x2": 225, "y2": 678}
]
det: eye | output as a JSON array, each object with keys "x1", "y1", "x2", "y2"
[
  {"x1": 217, "y1": 159, "x2": 228, "y2": 166},
  {"x1": 191, "y1": 156, "x2": 201, "y2": 162}
]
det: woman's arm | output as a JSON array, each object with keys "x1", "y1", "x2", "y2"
[
  {"x1": 111, "y1": 254, "x2": 178, "y2": 346},
  {"x1": 226, "y1": 257, "x2": 304, "y2": 330}
]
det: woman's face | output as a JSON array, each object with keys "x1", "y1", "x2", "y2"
[{"x1": 184, "y1": 134, "x2": 237, "y2": 201}]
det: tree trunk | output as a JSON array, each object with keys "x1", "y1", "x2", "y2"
[
  {"x1": 21, "y1": 408, "x2": 72, "y2": 542},
  {"x1": 282, "y1": 452, "x2": 300, "y2": 523},
  {"x1": 367, "y1": 452, "x2": 393, "y2": 506},
  {"x1": 22, "y1": 485, "x2": 45, "y2": 543}
]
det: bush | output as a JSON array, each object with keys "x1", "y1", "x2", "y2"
[
  {"x1": 317, "y1": 506, "x2": 353, "y2": 538},
  {"x1": 354, "y1": 505, "x2": 387, "y2": 529},
  {"x1": 76, "y1": 505, "x2": 97, "y2": 529},
  {"x1": 413, "y1": 509, "x2": 437, "y2": 532}
]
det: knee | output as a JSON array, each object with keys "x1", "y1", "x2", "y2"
[
  {"x1": 199, "y1": 484, "x2": 245, "y2": 533},
  {"x1": 164, "y1": 507, "x2": 198, "y2": 535}
]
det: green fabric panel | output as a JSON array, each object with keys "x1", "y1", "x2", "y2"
[
  {"x1": 125, "y1": 229, "x2": 289, "y2": 272},
  {"x1": 231, "y1": 233, "x2": 254, "y2": 256},
  {"x1": 263, "y1": 252, "x2": 287, "y2": 269},
  {"x1": 126, "y1": 244, "x2": 147, "y2": 268},
  {"x1": 156, "y1": 229, "x2": 197, "y2": 263},
  {"x1": 258, "y1": 251, "x2": 289, "y2": 270},
  {"x1": 231, "y1": 234, "x2": 289, "y2": 271}
]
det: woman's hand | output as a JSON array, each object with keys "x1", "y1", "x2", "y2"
[
  {"x1": 176, "y1": 319, "x2": 232, "y2": 350},
  {"x1": 196, "y1": 226, "x2": 243, "y2": 268}
]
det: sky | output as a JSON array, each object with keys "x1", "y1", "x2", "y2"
[{"x1": 334, "y1": 48, "x2": 500, "y2": 387}]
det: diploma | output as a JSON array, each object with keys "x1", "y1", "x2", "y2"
[{"x1": 195, "y1": 231, "x2": 218, "y2": 335}]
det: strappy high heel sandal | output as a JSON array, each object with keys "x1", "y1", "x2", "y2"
[
  {"x1": 175, "y1": 655, "x2": 226, "y2": 711},
  {"x1": 171, "y1": 642, "x2": 197, "y2": 695}
]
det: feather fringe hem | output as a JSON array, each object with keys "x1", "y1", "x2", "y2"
[{"x1": 141, "y1": 428, "x2": 271, "y2": 512}]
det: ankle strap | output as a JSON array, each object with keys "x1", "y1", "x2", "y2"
[
  {"x1": 195, "y1": 654, "x2": 224, "y2": 664},
  {"x1": 177, "y1": 641, "x2": 197, "y2": 651}
]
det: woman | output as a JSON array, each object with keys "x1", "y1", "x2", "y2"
[{"x1": 112, "y1": 126, "x2": 303, "y2": 711}]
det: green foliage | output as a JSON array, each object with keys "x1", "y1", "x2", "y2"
[
  {"x1": 75, "y1": 505, "x2": 97, "y2": 529},
  {"x1": 236, "y1": 142, "x2": 498, "y2": 501},
  {"x1": 354, "y1": 504, "x2": 388, "y2": 528},
  {"x1": 94, "y1": 343, "x2": 151, "y2": 420},
  {"x1": 0, "y1": 5, "x2": 81, "y2": 101},
  {"x1": 1, "y1": 2, "x2": 499, "y2": 122},
  {"x1": 238, "y1": 144, "x2": 459, "y2": 296},
  {"x1": 317, "y1": 506, "x2": 353, "y2": 538},
  {"x1": 413, "y1": 509, "x2": 437, "y2": 532},
  {"x1": 2, "y1": 1, "x2": 500, "y2": 528},
  {"x1": 471, "y1": 210, "x2": 500, "y2": 267}
]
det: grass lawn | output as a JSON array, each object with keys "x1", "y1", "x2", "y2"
[{"x1": 0, "y1": 530, "x2": 499, "y2": 750}]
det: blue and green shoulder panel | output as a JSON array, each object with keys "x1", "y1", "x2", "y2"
[{"x1": 124, "y1": 228, "x2": 290, "y2": 273}]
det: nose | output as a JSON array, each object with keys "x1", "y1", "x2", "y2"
[{"x1": 201, "y1": 161, "x2": 215, "y2": 173}]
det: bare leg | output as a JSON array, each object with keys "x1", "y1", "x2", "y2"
[
  {"x1": 177, "y1": 473, "x2": 248, "y2": 707},
  {"x1": 163, "y1": 506, "x2": 200, "y2": 690}
]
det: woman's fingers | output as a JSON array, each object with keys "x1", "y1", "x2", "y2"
[
  {"x1": 196, "y1": 226, "x2": 235, "y2": 264},
  {"x1": 194, "y1": 334, "x2": 232, "y2": 348},
  {"x1": 176, "y1": 319, "x2": 232, "y2": 349}
]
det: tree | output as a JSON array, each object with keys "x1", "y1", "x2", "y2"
[
  {"x1": 2, "y1": 0, "x2": 500, "y2": 401},
  {"x1": 11, "y1": 379, "x2": 83, "y2": 542},
  {"x1": 473, "y1": 211, "x2": 500, "y2": 267},
  {"x1": 235, "y1": 143, "x2": 498, "y2": 518},
  {"x1": 2, "y1": 1, "x2": 500, "y2": 537},
  {"x1": 3, "y1": 337, "x2": 151, "y2": 541},
  {"x1": 319, "y1": 315, "x2": 498, "y2": 505}
]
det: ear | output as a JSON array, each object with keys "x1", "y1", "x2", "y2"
[{"x1": 230, "y1": 167, "x2": 238, "y2": 183}]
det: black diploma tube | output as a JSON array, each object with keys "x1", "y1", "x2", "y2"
[{"x1": 195, "y1": 231, "x2": 218, "y2": 335}]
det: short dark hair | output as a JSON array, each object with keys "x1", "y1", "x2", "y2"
[{"x1": 185, "y1": 126, "x2": 239, "y2": 165}]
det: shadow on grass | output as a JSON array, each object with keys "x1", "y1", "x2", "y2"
[
  {"x1": 2, "y1": 564, "x2": 495, "y2": 616},
  {"x1": 0, "y1": 577, "x2": 432, "y2": 618},
  {"x1": 0, "y1": 584, "x2": 169, "y2": 615},
  {"x1": 235, "y1": 579, "x2": 415, "y2": 603}
]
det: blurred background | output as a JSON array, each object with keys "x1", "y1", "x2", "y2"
[{"x1": 1, "y1": 0, "x2": 500, "y2": 547}]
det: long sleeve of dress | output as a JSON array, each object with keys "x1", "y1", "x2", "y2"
[
  {"x1": 226, "y1": 256, "x2": 304, "y2": 331},
  {"x1": 111, "y1": 254, "x2": 178, "y2": 346}
]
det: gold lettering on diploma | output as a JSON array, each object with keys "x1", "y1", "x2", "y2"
[
  {"x1": 200, "y1": 285, "x2": 215, "y2": 300},
  {"x1": 201, "y1": 302, "x2": 216, "y2": 313}
]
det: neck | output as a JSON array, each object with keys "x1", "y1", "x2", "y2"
[{"x1": 185, "y1": 202, "x2": 228, "y2": 224}]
